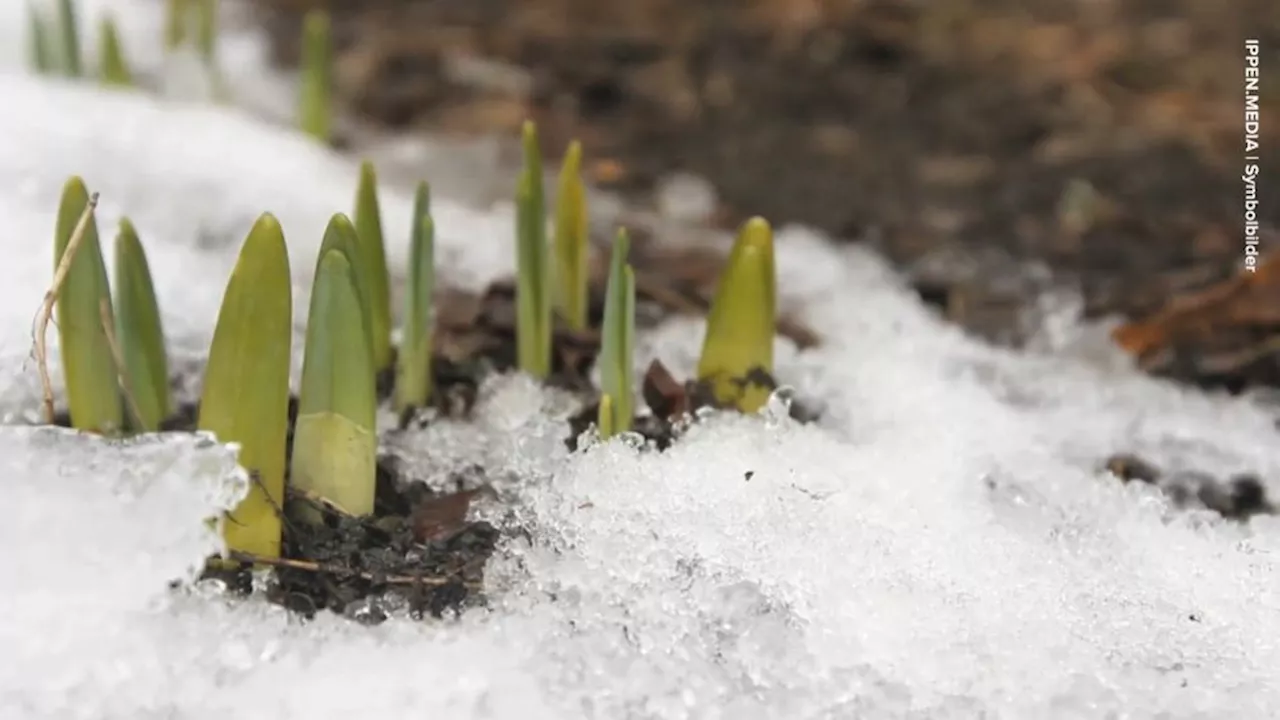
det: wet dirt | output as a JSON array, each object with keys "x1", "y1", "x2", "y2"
[{"x1": 246, "y1": 0, "x2": 1280, "y2": 392}]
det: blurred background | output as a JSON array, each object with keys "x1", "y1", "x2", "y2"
[{"x1": 244, "y1": 0, "x2": 1279, "y2": 390}]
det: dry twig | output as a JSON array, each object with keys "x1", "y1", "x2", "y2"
[
  {"x1": 32, "y1": 192, "x2": 100, "y2": 423},
  {"x1": 99, "y1": 297, "x2": 146, "y2": 429},
  {"x1": 225, "y1": 550, "x2": 480, "y2": 589}
]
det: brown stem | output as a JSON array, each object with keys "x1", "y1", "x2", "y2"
[{"x1": 32, "y1": 192, "x2": 100, "y2": 424}]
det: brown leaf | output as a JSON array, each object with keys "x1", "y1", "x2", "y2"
[
  {"x1": 642, "y1": 358, "x2": 688, "y2": 420},
  {"x1": 1112, "y1": 251, "x2": 1280, "y2": 360},
  {"x1": 410, "y1": 487, "x2": 490, "y2": 544}
]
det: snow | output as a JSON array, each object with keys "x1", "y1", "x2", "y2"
[{"x1": 2, "y1": 4, "x2": 1280, "y2": 719}]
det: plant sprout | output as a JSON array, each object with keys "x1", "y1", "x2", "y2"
[
  {"x1": 394, "y1": 181, "x2": 435, "y2": 414},
  {"x1": 113, "y1": 219, "x2": 170, "y2": 431},
  {"x1": 55, "y1": 0, "x2": 81, "y2": 77},
  {"x1": 98, "y1": 15, "x2": 133, "y2": 87},
  {"x1": 353, "y1": 160, "x2": 393, "y2": 371},
  {"x1": 696, "y1": 216, "x2": 777, "y2": 413},
  {"x1": 553, "y1": 140, "x2": 588, "y2": 331},
  {"x1": 515, "y1": 120, "x2": 552, "y2": 378},
  {"x1": 198, "y1": 213, "x2": 293, "y2": 560},
  {"x1": 298, "y1": 9, "x2": 332, "y2": 143},
  {"x1": 597, "y1": 229, "x2": 635, "y2": 437},
  {"x1": 28, "y1": 4, "x2": 55, "y2": 74},
  {"x1": 53, "y1": 176, "x2": 121, "y2": 434},
  {"x1": 291, "y1": 244, "x2": 378, "y2": 521}
]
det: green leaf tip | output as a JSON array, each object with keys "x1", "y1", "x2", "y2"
[
  {"x1": 98, "y1": 15, "x2": 134, "y2": 87},
  {"x1": 113, "y1": 219, "x2": 171, "y2": 432},
  {"x1": 395, "y1": 181, "x2": 435, "y2": 414},
  {"x1": 697, "y1": 216, "x2": 777, "y2": 413},
  {"x1": 54, "y1": 176, "x2": 121, "y2": 434},
  {"x1": 298, "y1": 8, "x2": 332, "y2": 143},
  {"x1": 199, "y1": 212, "x2": 293, "y2": 560},
  {"x1": 55, "y1": 0, "x2": 81, "y2": 77},
  {"x1": 554, "y1": 140, "x2": 588, "y2": 331},
  {"x1": 516, "y1": 120, "x2": 552, "y2": 378},
  {"x1": 292, "y1": 249, "x2": 377, "y2": 520},
  {"x1": 354, "y1": 160, "x2": 392, "y2": 371},
  {"x1": 598, "y1": 229, "x2": 634, "y2": 436}
]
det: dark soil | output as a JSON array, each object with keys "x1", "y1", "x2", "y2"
[
  {"x1": 1104, "y1": 452, "x2": 1275, "y2": 521},
  {"x1": 44, "y1": 237, "x2": 817, "y2": 622},
  {"x1": 246, "y1": 0, "x2": 1280, "y2": 392}
]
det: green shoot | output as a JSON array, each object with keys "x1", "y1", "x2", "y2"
[
  {"x1": 696, "y1": 216, "x2": 777, "y2": 413},
  {"x1": 55, "y1": 0, "x2": 81, "y2": 77},
  {"x1": 291, "y1": 249, "x2": 377, "y2": 521},
  {"x1": 515, "y1": 120, "x2": 551, "y2": 378},
  {"x1": 53, "y1": 177, "x2": 121, "y2": 434},
  {"x1": 28, "y1": 4, "x2": 55, "y2": 74},
  {"x1": 113, "y1": 219, "x2": 171, "y2": 431},
  {"x1": 597, "y1": 229, "x2": 635, "y2": 437},
  {"x1": 353, "y1": 161, "x2": 392, "y2": 371},
  {"x1": 98, "y1": 15, "x2": 133, "y2": 87},
  {"x1": 298, "y1": 9, "x2": 332, "y2": 143},
  {"x1": 198, "y1": 213, "x2": 293, "y2": 560},
  {"x1": 394, "y1": 181, "x2": 435, "y2": 414},
  {"x1": 553, "y1": 140, "x2": 588, "y2": 331}
]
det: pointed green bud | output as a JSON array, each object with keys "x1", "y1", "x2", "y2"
[
  {"x1": 298, "y1": 9, "x2": 332, "y2": 143},
  {"x1": 55, "y1": 0, "x2": 81, "y2": 77},
  {"x1": 697, "y1": 216, "x2": 776, "y2": 413},
  {"x1": 598, "y1": 229, "x2": 634, "y2": 434},
  {"x1": 353, "y1": 160, "x2": 392, "y2": 371},
  {"x1": 394, "y1": 181, "x2": 435, "y2": 414},
  {"x1": 597, "y1": 393, "x2": 616, "y2": 440},
  {"x1": 53, "y1": 177, "x2": 121, "y2": 434},
  {"x1": 515, "y1": 120, "x2": 551, "y2": 378},
  {"x1": 553, "y1": 140, "x2": 589, "y2": 331},
  {"x1": 113, "y1": 219, "x2": 170, "y2": 431},
  {"x1": 28, "y1": 4, "x2": 55, "y2": 74},
  {"x1": 292, "y1": 249, "x2": 377, "y2": 520},
  {"x1": 98, "y1": 15, "x2": 133, "y2": 87},
  {"x1": 198, "y1": 213, "x2": 293, "y2": 559}
]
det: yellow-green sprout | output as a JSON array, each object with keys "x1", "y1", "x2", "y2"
[
  {"x1": 291, "y1": 248, "x2": 378, "y2": 521},
  {"x1": 353, "y1": 160, "x2": 393, "y2": 371},
  {"x1": 696, "y1": 216, "x2": 777, "y2": 413},
  {"x1": 298, "y1": 9, "x2": 332, "y2": 143},
  {"x1": 98, "y1": 15, "x2": 133, "y2": 87},
  {"x1": 515, "y1": 120, "x2": 552, "y2": 378},
  {"x1": 198, "y1": 214, "x2": 293, "y2": 560},
  {"x1": 597, "y1": 229, "x2": 635, "y2": 437},
  {"x1": 54, "y1": 177, "x2": 122, "y2": 434},
  {"x1": 553, "y1": 140, "x2": 588, "y2": 331},
  {"x1": 113, "y1": 219, "x2": 171, "y2": 431},
  {"x1": 394, "y1": 181, "x2": 435, "y2": 414}
]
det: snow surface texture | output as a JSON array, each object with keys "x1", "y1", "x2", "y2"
[{"x1": 3, "y1": 28, "x2": 1280, "y2": 720}]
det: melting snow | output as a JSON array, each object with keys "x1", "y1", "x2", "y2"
[{"x1": 1, "y1": 7, "x2": 1280, "y2": 718}]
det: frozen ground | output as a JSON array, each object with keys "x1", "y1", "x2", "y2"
[{"x1": 3, "y1": 6, "x2": 1280, "y2": 720}]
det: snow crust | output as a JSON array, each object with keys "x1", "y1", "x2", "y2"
[{"x1": 1, "y1": 8, "x2": 1279, "y2": 719}]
